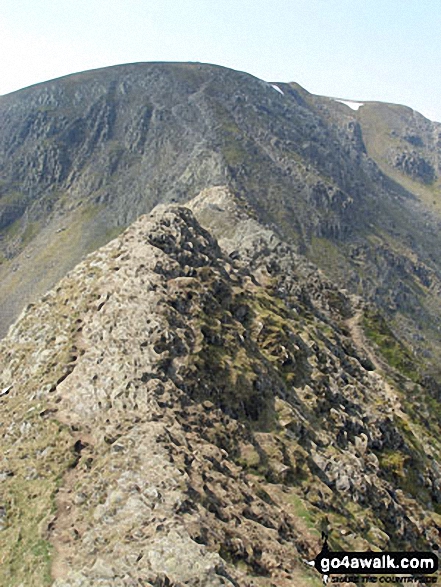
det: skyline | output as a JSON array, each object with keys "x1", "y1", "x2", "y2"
[{"x1": 1, "y1": 0, "x2": 441, "y2": 122}]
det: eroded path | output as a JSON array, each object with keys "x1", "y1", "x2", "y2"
[{"x1": 344, "y1": 302, "x2": 406, "y2": 417}]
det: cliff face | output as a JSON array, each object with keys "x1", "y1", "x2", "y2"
[
  {"x1": 1, "y1": 194, "x2": 440, "y2": 586},
  {"x1": 1, "y1": 63, "x2": 441, "y2": 377}
]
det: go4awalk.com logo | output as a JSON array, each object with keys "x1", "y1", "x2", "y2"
[{"x1": 306, "y1": 533, "x2": 439, "y2": 584}]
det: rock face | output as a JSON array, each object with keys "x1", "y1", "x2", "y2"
[
  {"x1": 1, "y1": 62, "x2": 441, "y2": 379},
  {"x1": 1, "y1": 196, "x2": 440, "y2": 586},
  {"x1": 1, "y1": 63, "x2": 441, "y2": 585}
]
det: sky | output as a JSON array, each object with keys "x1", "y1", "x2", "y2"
[{"x1": 1, "y1": 0, "x2": 441, "y2": 121}]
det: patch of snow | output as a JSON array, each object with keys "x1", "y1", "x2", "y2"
[
  {"x1": 271, "y1": 84, "x2": 285, "y2": 96},
  {"x1": 334, "y1": 99, "x2": 364, "y2": 111},
  {"x1": 0, "y1": 385, "x2": 12, "y2": 397}
]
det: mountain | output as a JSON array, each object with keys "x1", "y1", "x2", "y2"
[
  {"x1": 1, "y1": 193, "x2": 440, "y2": 586},
  {"x1": 1, "y1": 63, "x2": 441, "y2": 370},
  {"x1": 1, "y1": 63, "x2": 441, "y2": 585}
]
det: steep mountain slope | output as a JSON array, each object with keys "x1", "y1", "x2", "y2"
[
  {"x1": 302, "y1": 91, "x2": 441, "y2": 375},
  {"x1": 1, "y1": 62, "x2": 441, "y2": 380},
  {"x1": 1, "y1": 197, "x2": 440, "y2": 586},
  {"x1": 357, "y1": 102, "x2": 441, "y2": 193}
]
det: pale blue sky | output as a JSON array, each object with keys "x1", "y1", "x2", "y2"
[{"x1": 1, "y1": 0, "x2": 441, "y2": 121}]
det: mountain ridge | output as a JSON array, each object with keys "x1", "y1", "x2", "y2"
[
  {"x1": 2, "y1": 62, "x2": 441, "y2": 356},
  {"x1": 1, "y1": 62, "x2": 441, "y2": 584},
  {"x1": 1, "y1": 192, "x2": 440, "y2": 585}
]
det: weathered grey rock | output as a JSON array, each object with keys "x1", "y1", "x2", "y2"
[
  {"x1": 1, "y1": 63, "x2": 441, "y2": 386},
  {"x1": 0, "y1": 202, "x2": 440, "y2": 586}
]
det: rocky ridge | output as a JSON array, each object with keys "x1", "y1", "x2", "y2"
[
  {"x1": 1, "y1": 62, "x2": 441, "y2": 380},
  {"x1": 1, "y1": 193, "x2": 440, "y2": 586}
]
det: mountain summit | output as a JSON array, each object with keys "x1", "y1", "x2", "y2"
[
  {"x1": 1, "y1": 63, "x2": 441, "y2": 361},
  {"x1": 0, "y1": 63, "x2": 440, "y2": 585}
]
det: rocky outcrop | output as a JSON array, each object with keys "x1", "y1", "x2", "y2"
[
  {"x1": 2, "y1": 63, "x2": 441, "y2": 385},
  {"x1": 391, "y1": 150, "x2": 436, "y2": 183},
  {"x1": 1, "y1": 201, "x2": 440, "y2": 586}
]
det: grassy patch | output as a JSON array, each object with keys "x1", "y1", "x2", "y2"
[
  {"x1": 378, "y1": 449, "x2": 408, "y2": 479},
  {"x1": 0, "y1": 259, "x2": 101, "y2": 585},
  {"x1": 362, "y1": 309, "x2": 420, "y2": 381},
  {"x1": 0, "y1": 418, "x2": 74, "y2": 586},
  {"x1": 288, "y1": 492, "x2": 320, "y2": 533}
]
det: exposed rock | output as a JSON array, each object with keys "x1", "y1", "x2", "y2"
[
  {"x1": 1, "y1": 63, "x2": 441, "y2": 385},
  {"x1": 392, "y1": 150, "x2": 436, "y2": 183},
  {"x1": 1, "y1": 202, "x2": 440, "y2": 585}
]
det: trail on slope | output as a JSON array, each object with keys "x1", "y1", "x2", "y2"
[{"x1": 345, "y1": 304, "x2": 405, "y2": 417}]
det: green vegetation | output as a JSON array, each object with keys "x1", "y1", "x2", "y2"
[
  {"x1": 362, "y1": 309, "x2": 420, "y2": 381},
  {"x1": 0, "y1": 415, "x2": 75, "y2": 586},
  {"x1": 377, "y1": 449, "x2": 408, "y2": 479},
  {"x1": 21, "y1": 220, "x2": 41, "y2": 248},
  {"x1": 288, "y1": 492, "x2": 320, "y2": 533},
  {"x1": 0, "y1": 190, "x2": 28, "y2": 209},
  {"x1": 192, "y1": 300, "x2": 275, "y2": 428},
  {"x1": 309, "y1": 237, "x2": 343, "y2": 279},
  {"x1": 0, "y1": 261, "x2": 102, "y2": 585},
  {"x1": 358, "y1": 102, "x2": 441, "y2": 215}
]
